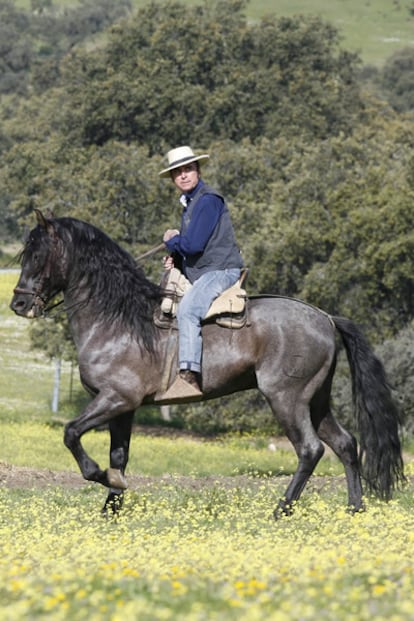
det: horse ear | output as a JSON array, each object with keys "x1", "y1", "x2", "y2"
[
  {"x1": 34, "y1": 208, "x2": 57, "y2": 239},
  {"x1": 35, "y1": 209, "x2": 48, "y2": 229}
]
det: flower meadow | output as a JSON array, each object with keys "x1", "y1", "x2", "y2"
[
  {"x1": 1, "y1": 470, "x2": 414, "y2": 621},
  {"x1": 1, "y1": 273, "x2": 414, "y2": 620}
]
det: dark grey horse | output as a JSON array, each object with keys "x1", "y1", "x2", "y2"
[{"x1": 10, "y1": 210, "x2": 404, "y2": 516}]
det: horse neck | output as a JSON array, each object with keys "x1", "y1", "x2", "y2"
[
  {"x1": 63, "y1": 282, "x2": 94, "y2": 334},
  {"x1": 58, "y1": 227, "x2": 161, "y2": 353},
  {"x1": 62, "y1": 252, "x2": 98, "y2": 333}
]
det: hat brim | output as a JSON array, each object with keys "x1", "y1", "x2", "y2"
[{"x1": 159, "y1": 154, "x2": 209, "y2": 177}]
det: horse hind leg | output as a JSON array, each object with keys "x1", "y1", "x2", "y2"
[
  {"x1": 310, "y1": 372, "x2": 364, "y2": 513},
  {"x1": 267, "y1": 394, "x2": 325, "y2": 519},
  {"x1": 314, "y1": 409, "x2": 363, "y2": 513}
]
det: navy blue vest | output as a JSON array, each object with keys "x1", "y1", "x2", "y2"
[{"x1": 181, "y1": 184, "x2": 243, "y2": 283}]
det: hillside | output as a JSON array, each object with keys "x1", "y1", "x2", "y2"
[
  {"x1": 15, "y1": 0, "x2": 414, "y2": 66},
  {"x1": 242, "y1": 0, "x2": 414, "y2": 66}
]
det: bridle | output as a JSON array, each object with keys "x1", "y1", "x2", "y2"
[
  {"x1": 12, "y1": 285, "x2": 49, "y2": 313},
  {"x1": 13, "y1": 236, "x2": 64, "y2": 315}
]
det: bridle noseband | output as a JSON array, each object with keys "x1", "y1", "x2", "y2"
[
  {"x1": 13, "y1": 236, "x2": 63, "y2": 315},
  {"x1": 12, "y1": 285, "x2": 48, "y2": 312}
]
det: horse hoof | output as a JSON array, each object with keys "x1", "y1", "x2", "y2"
[
  {"x1": 273, "y1": 503, "x2": 293, "y2": 520},
  {"x1": 102, "y1": 492, "x2": 124, "y2": 517},
  {"x1": 346, "y1": 503, "x2": 365, "y2": 515},
  {"x1": 106, "y1": 468, "x2": 128, "y2": 490}
]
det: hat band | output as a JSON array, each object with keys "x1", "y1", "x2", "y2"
[{"x1": 168, "y1": 155, "x2": 198, "y2": 169}]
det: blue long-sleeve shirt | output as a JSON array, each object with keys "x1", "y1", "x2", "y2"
[{"x1": 165, "y1": 180, "x2": 224, "y2": 256}]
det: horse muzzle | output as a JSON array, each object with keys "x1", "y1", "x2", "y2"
[{"x1": 10, "y1": 289, "x2": 45, "y2": 318}]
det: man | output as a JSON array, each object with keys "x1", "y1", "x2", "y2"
[{"x1": 159, "y1": 145, "x2": 243, "y2": 401}]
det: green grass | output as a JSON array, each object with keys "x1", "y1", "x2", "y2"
[
  {"x1": 14, "y1": 0, "x2": 414, "y2": 66},
  {"x1": 0, "y1": 272, "x2": 51, "y2": 417},
  {"x1": 0, "y1": 419, "x2": 346, "y2": 477},
  {"x1": 0, "y1": 271, "x2": 85, "y2": 422},
  {"x1": 246, "y1": 0, "x2": 414, "y2": 65}
]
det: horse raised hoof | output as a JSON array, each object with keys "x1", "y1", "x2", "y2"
[{"x1": 106, "y1": 468, "x2": 128, "y2": 490}]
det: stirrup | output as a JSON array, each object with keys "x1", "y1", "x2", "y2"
[{"x1": 155, "y1": 374, "x2": 202, "y2": 404}]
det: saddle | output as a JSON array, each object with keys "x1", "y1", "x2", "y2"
[{"x1": 154, "y1": 268, "x2": 248, "y2": 330}]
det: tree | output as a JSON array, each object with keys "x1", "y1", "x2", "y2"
[
  {"x1": 0, "y1": 0, "x2": 32, "y2": 95},
  {"x1": 380, "y1": 47, "x2": 414, "y2": 113},
  {"x1": 0, "y1": 0, "x2": 132, "y2": 96},
  {"x1": 262, "y1": 113, "x2": 414, "y2": 340},
  {"x1": 376, "y1": 321, "x2": 414, "y2": 435},
  {"x1": 56, "y1": 0, "x2": 364, "y2": 152},
  {"x1": 0, "y1": 0, "x2": 368, "y2": 267}
]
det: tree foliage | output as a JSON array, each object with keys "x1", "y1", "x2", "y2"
[
  {"x1": 376, "y1": 322, "x2": 414, "y2": 436},
  {"x1": 0, "y1": 0, "x2": 131, "y2": 95},
  {"x1": 56, "y1": 0, "x2": 364, "y2": 152},
  {"x1": 0, "y1": 0, "x2": 32, "y2": 95},
  {"x1": 380, "y1": 47, "x2": 414, "y2": 113},
  {"x1": 1, "y1": 0, "x2": 414, "y2": 430}
]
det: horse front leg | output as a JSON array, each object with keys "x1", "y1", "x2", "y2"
[
  {"x1": 63, "y1": 394, "x2": 131, "y2": 489},
  {"x1": 102, "y1": 411, "x2": 135, "y2": 516}
]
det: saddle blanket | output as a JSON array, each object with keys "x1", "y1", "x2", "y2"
[{"x1": 157, "y1": 268, "x2": 247, "y2": 328}]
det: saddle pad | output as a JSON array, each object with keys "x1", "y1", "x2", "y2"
[{"x1": 204, "y1": 282, "x2": 246, "y2": 319}]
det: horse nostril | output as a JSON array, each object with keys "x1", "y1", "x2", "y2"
[{"x1": 10, "y1": 299, "x2": 26, "y2": 313}]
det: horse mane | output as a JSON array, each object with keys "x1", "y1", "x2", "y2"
[{"x1": 55, "y1": 217, "x2": 163, "y2": 352}]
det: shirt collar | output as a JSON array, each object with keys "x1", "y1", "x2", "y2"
[{"x1": 182, "y1": 179, "x2": 204, "y2": 204}]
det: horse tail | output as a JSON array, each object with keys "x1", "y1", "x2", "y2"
[{"x1": 332, "y1": 316, "x2": 405, "y2": 499}]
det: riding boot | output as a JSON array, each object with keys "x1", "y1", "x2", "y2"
[{"x1": 156, "y1": 370, "x2": 202, "y2": 403}]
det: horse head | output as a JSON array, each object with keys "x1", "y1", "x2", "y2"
[{"x1": 10, "y1": 209, "x2": 66, "y2": 318}]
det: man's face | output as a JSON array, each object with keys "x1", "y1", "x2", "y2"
[{"x1": 171, "y1": 163, "x2": 200, "y2": 194}]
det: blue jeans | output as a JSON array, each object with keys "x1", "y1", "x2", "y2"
[{"x1": 177, "y1": 268, "x2": 241, "y2": 373}]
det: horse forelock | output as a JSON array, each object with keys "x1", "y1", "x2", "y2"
[{"x1": 52, "y1": 217, "x2": 163, "y2": 351}]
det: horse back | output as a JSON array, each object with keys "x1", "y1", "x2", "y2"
[{"x1": 200, "y1": 296, "x2": 337, "y2": 396}]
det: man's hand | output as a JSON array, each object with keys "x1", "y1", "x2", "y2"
[
  {"x1": 163, "y1": 228, "x2": 179, "y2": 242},
  {"x1": 163, "y1": 255, "x2": 174, "y2": 270}
]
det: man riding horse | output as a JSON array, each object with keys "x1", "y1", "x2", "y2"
[
  {"x1": 159, "y1": 146, "x2": 244, "y2": 401},
  {"x1": 10, "y1": 210, "x2": 404, "y2": 515}
]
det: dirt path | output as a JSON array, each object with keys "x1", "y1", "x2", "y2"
[
  {"x1": 0, "y1": 430, "x2": 298, "y2": 491},
  {"x1": 1, "y1": 424, "x2": 411, "y2": 492},
  {"x1": 0, "y1": 461, "x2": 89, "y2": 489},
  {"x1": 0, "y1": 460, "x2": 348, "y2": 494}
]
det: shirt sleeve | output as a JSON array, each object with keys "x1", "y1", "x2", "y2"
[{"x1": 165, "y1": 194, "x2": 224, "y2": 256}]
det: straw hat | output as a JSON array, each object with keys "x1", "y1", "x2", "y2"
[{"x1": 159, "y1": 146, "x2": 209, "y2": 177}]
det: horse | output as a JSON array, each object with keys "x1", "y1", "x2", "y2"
[{"x1": 10, "y1": 210, "x2": 404, "y2": 517}]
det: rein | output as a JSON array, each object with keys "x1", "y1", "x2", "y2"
[{"x1": 135, "y1": 242, "x2": 165, "y2": 263}]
